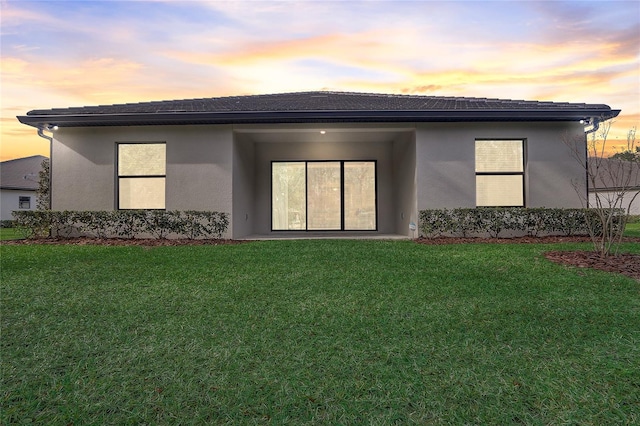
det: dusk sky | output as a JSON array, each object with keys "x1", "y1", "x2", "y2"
[{"x1": 1, "y1": 0, "x2": 639, "y2": 161}]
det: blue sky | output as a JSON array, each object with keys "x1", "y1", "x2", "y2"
[{"x1": 1, "y1": 0, "x2": 639, "y2": 160}]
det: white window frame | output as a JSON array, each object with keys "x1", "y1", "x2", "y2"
[{"x1": 19, "y1": 196, "x2": 31, "y2": 209}]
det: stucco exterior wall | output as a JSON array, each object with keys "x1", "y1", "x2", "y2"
[
  {"x1": 392, "y1": 133, "x2": 417, "y2": 237},
  {"x1": 0, "y1": 189, "x2": 37, "y2": 221},
  {"x1": 49, "y1": 120, "x2": 588, "y2": 239},
  {"x1": 51, "y1": 125, "x2": 235, "y2": 236},
  {"x1": 232, "y1": 138, "x2": 256, "y2": 238},
  {"x1": 164, "y1": 126, "x2": 233, "y2": 214},
  {"x1": 415, "y1": 122, "x2": 586, "y2": 210},
  {"x1": 51, "y1": 127, "x2": 115, "y2": 211}
]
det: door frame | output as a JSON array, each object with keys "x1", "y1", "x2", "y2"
[{"x1": 271, "y1": 160, "x2": 378, "y2": 232}]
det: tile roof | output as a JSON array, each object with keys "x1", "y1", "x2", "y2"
[
  {"x1": 18, "y1": 91, "x2": 619, "y2": 128},
  {"x1": 0, "y1": 155, "x2": 47, "y2": 191}
]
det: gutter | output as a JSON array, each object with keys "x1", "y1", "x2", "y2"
[
  {"x1": 584, "y1": 117, "x2": 601, "y2": 135},
  {"x1": 18, "y1": 108, "x2": 622, "y2": 129}
]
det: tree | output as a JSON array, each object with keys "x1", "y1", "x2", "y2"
[
  {"x1": 563, "y1": 121, "x2": 639, "y2": 257},
  {"x1": 36, "y1": 158, "x2": 50, "y2": 211},
  {"x1": 610, "y1": 128, "x2": 639, "y2": 161}
]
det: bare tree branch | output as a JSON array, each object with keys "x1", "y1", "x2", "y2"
[{"x1": 563, "y1": 120, "x2": 639, "y2": 257}]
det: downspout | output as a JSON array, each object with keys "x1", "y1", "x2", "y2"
[
  {"x1": 583, "y1": 125, "x2": 590, "y2": 208},
  {"x1": 36, "y1": 126, "x2": 54, "y2": 210},
  {"x1": 582, "y1": 117, "x2": 602, "y2": 208}
]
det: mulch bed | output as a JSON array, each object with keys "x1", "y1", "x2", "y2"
[
  {"x1": 4, "y1": 235, "x2": 639, "y2": 281},
  {"x1": 415, "y1": 235, "x2": 597, "y2": 245},
  {"x1": 416, "y1": 235, "x2": 640, "y2": 281},
  {"x1": 543, "y1": 250, "x2": 640, "y2": 281}
]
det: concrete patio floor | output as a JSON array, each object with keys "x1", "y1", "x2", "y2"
[{"x1": 240, "y1": 232, "x2": 411, "y2": 240}]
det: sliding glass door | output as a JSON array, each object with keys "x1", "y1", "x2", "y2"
[
  {"x1": 307, "y1": 162, "x2": 342, "y2": 230},
  {"x1": 344, "y1": 162, "x2": 376, "y2": 230},
  {"x1": 272, "y1": 162, "x2": 306, "y2": 230},
  {"x1": 272, "y1": 161, "x2": 376, "y2": 231}
]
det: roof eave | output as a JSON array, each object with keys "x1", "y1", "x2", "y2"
[
  {"x1": 17, "y1": 108, "x2": 621, "y2": 128},
  {"x1": 0, "y1": 185, "x2": 38, "y2": 191}
]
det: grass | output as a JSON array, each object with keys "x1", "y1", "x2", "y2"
[
  {"x1": 0, "y1": 228, "x2": 23, "y2": 241},
  {"x1": 2, "y1": 240, "x2": 639, "y2": 424},
  {"x1": 624, "y1": 221, "x2": 640, "y2": 237}
]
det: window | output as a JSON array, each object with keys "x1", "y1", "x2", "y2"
[
  {"x1": 307, "y1": 162, "x2": 342, "y2": 230},
  {"x1": 272, "y1": 161, "x2": 377, "y2": 231},
  {"x1": 343, "y1": 162, "x2": 377, "y2": 230},
  {"x1": 272, "y1": 162, "x2": 306, "y2": 230},
  {"x1": 475, "y1": 140, "x2": 524, "y2": 207},
  {"x1": 19, "y1": 196, "x2": 31, "y2": 209},
  {"x1": 117, "y1": 143, "x2": 166, "y2": 209}
]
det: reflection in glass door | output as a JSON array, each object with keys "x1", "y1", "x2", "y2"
[
  {"x1": 272, "y1": 161, "x2": 377, "y2": 231},
  {"x1": 344, "y1": 162, "x2": 376, "y2": 230},
  {"x1": 307, "y1": 162, "x2": 341, "y2": 230},
  {"x1": 272, "y1": 162, "x2": 306, "y2": 230}
]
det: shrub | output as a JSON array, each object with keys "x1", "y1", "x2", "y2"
[
  {"x1": 0, "y1": 220, "x2": 15, "y2": 229},
  {"x1": 112, "y1": 210, "x2": 146, "y2": 239},
  {"x1": 417, "y1": 209, "x2": 454, "y2": 238},
  {"x1": 12, "y1": 211, "x2": 52, "y2": 238},
  {"x1": 11, "y1": 210, "x2": 230, "y2": 240},
  {"x1": 418, "y1": 207, "x2": 625, "y2": 239}
]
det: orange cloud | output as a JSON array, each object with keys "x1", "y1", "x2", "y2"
[
  {"x1": 0, "y1": 118, "x2": 49, "y2": 161},
  {"x1": 163, "y1": 28, "x2": 637, "y2": 110},
  {"x1": 2, "y1": 5, "x2": 637, "y2": 162},
  {"x1": 164, "y1": 29, "x2": 415, "y2": 77},
  {"x1": 401, "y1": 85, "x2": 443, "y2": 94},
  {"x1": 2, "y1": 56, "x2": 146, "y2": 104}
]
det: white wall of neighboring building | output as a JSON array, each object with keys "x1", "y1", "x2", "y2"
[
  {"x1": 0, "y1": 189, "x2": 37, "y2": 221},
  {"x1": 589, "y1": 190, "x2": 640, "y2": 215}
]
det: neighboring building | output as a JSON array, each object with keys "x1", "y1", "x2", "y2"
[
  {"x1": 0, "y1": 155, "x2": 47, "y2": 221},
  {"x1": 17, "y1": 91, "x2": 619, "y2": 238},
  {"x1": 589, "y1": 158, "x2": 640, "y2": 215}
]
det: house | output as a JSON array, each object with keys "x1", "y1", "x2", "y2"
[
  {"x1": 588, "y1": 158, "x2": 640, "y2": 215},
  {"x1": 0, "y1": 155, "x2": 47, "y2": 222},
  {"x1": 17, "y1": 91, "x2": 619, "y2": 238}
]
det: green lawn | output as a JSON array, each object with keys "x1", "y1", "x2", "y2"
[
  {"x1": 2, "y1": 240, "x2": 639, "y2": 424},
  {"x1": 625, "y1": 221, "x2": 640, "y2": 237},
  {"x1": 0, "y1": 228, "x2": 23, "y2": 241}
]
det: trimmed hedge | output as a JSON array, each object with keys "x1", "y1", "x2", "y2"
[
  {"x1": 418, "y1": 207, "x2": 624, "y2": 238},
  {"x1": 0, "y1": 220, "x2": 15, "y2": 229},
  {"x1": 11, "y1": 210, "x2": 229, "y2": 240}
]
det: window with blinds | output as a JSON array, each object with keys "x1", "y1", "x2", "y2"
[
  {"x1": 117, "y1": 143, "x2": 166, "y2": 209},
  {"x1": 475, "y1": 140, "x2": 524, "y2": 207}
]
